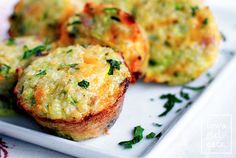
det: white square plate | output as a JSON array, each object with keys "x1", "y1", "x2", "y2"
[{"x1": 0, "y1": 1, "x2": 236, "y2": 158}]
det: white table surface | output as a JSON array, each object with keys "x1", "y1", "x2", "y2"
[{"x1": 0, "y1": 0, "x2": 236, "y2": 158}]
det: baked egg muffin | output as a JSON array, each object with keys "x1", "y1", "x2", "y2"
[
  {"x1": 9, "y1": 0, "x2": 76, "y2": 41},
  {"x1": 15, "y1": 45, "x2": 130, "y2": 141},
  {"x1": 60, "y1": 2, "x2": 149, "y2": 82},
  {"x1": 0, "y1": 36, "x2": 47, "y2": 96},
  {"x1": 92, "y1": 0, "x2": 221, "y2": 85},
  {"x1": 133, "y1": 0, "x2": 221, "y2": 85}
]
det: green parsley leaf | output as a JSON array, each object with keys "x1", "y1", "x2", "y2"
[
  {"x1": 119, "y1": 126, "x2": 144, "y2": 149},
  {"x1": 146, "y1": 132, "x2": 156, "y2": 139},
  {"x1": 103, "y1": 8, "x2": 118, "y2": 15},
  {"x1": 191, "y1": 6, "x2": 199, "y2": 16},
  {"x1": 203, "y1": 18, "x2": 209, "y2": 26},
  {"x1": 0, "y1": 64, "x2": 11, "y2": 76},
  {"x1": 7, "y1": 38, "x2": 16, "y2": 46},
  {"x1": 68, "y1": 63, "x2": 79, "y2": 68},
  {"x1": 148, "y1": 59, "x2": 157, "y2": 66},
  {"x1": 78, "y1": 80, "x2": 90, "y2": 89},
  {"x1": 153, "y1": 123, "x2": 162, "y2": 127},
  {"x1": 106, "y1": 59, "x2": 121, "y2": 75},
  {"x1": 159, "y1": 94, "x2": 182, "y2": 117},
  {"x1": 180, "y1": 90, "x2": 190, "y2": 100},
  {"x1": 35, "y1": 69, "x2": 47, "y2": 77},
  {"x1": 23, "y1": 45, "x2": 47, "y2": 59},
  {"x1": 175, "y1": 3, "x2": 183, "y2": 10},
  {"x1": 183, "y1": 85, "x2": 205, "y2": 91},
  {"x1": 69, "y1": 96, "x2": 78, "y2": 106}
]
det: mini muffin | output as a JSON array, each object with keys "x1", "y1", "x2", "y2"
[
  {"x1": 9, "y1": 0, "x2": 76, "y2": 41},
  {"x1": 59, "y1": 2, "x2": 149, "y2": 82},
  {"x1": 92, "y1": 0, "x2": 221, "y2": 85},
  {"x1": 133, "y1": 0, "x2": 221, "y2": 85},
  {"x1": 15, "y1": 45, "x2": 130, "y2": 141},
  {"x1": 0, "y1": 36, "x2": 47, "y2": 96}
]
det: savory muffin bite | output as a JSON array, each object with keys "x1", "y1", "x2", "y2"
[
  {"x1": 15, "y1": 45, "x2": 130, "y2": 141},
  {"x1": 93, "y1": 0, "x2": 221, "y2": 85},
  {"x1": 9, "y1": 0, "x2": 76, "y2": 41},
  {"x1": 59, "y1": 2, "x2": 149, "y2": 82},
  {"x1": 0, "y1": 36, "x2": 47, "y2": 96},
  {"x1": 133, "y1": 0, "x2": 221, "y2": 85}
]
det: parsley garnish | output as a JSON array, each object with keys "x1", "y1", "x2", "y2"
[
  {"x1": 119, "y1": 126, "x2": 144, "y2": 149},
  {"x1": 0, "y1": 64, "x2": 11, "y2": 76},
  {"x1": 203, "y1": 18, "x2": 209, "y2": 26},
  {"x1": 175, "y1": 4, "x2": 183, "y2": 11},
  {"x1": 69, "y1": 96, "x2": 78, "y2": 106},
  {"x1": 35, "y1": 69, "x2": 47, "y2": 77},
  {"x1": 183, "y1": 85, "x2": 205, "y2": 91},
  {"x1": 23, "y1": 45, "x2": 47, "y2": 59},
  {"x1": 153, "y1": 123, "x2": 162, "y2": 127},
  {"x1": 180, "y1": 90, "x2": 190, "y2": 100},
  {"x1": 7, "y1": 38, "x2": 15, "y2": 46},
  {"x1": 78, "y1": 80, "x2": 90, "y2": 89},
  {"x1": 158, "y1": 94, "x2": 182, "y2": 117},
  {"x1": 148, "y1": 59, "x2": 157, "y2": 66},
  {"x1": 106, "y1": 59, "x2": 121, "y2": 75},
  {"x1": 68, "y1": 63, "x2": 78, "y2": 68},
  {"x1": 191, "y1": 6, "x2": 199, "y2": 17},
  {"x1": 103, "y1": 8, "x2": 118, "y2": 15},
  {"x1": 146, "y1": 132, "x2": 156, "y2": 139}
]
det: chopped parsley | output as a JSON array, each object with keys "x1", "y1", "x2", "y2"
[
  {"x1": 103, "y1": 8, "x2": 118, "y2": 15},
  {"x1": 175, "y1": 3, "x2": 183, "y2": 11},
  {"x1": 203, "y1": 18, "x2": 209, "y2": 26},
  {"x1": 23, "y1": 44, "x2": 47, "y2": 59},
  {"x1": 70, "y1": 96, "x2": 78, "y2": 106},
  {"x1": 68, "y1": 63, "x2": 79, "y2": 68},
  {"x1": 106, "y1": 59, "x2": 121, "y2": 75},
  {"x1": 180, "y1": 90, "x2": 190, "y2": 100},
  {"x1": 119, "y1": 126, "x2": 144, "y2": 149},
  {"x1": 153, "y1": 123, "x2": 162, "y2": 127},
  {"x1": 191, "y1": 6, "x2": 199, "y2": 17},
  {"x1": 66, "y1": 49, "x2": 73, "y2": 53},
  {"x1": 158, "y1": 94, "x2": 182, "y2": 117},
  {"x1": 0, "y1": 64, "x2": 11, "y2": 76},
  {"x1": 7, "y1": 38, "x2": 15, "y2": 46},
  {"x1": 35, "y1": 69, "x2": 47, "y2": 77},
  {"x1": 59, "y1": 63, "x2": 79, "y2": 69},
  {"x1": 183, "y1": 85, "x2": 205, "y2": 91},
  {"x1": 148, "y1": 59, "x2": 157, "y2": 66},
  {"x1": 78, "y1": 80, "x2": 90, "y2": 89},
  {"x1": 146, "y1": 132, "x2": 156, "y2": 139}
]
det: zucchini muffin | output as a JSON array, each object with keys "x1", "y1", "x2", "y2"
[
  {"x1": 0, "y1": 36, "x2": 47, "y2": 96},
  {"x1": 91, "y1": 0, "x2": 221, "y2": 85},
  {"x1": 9, "y1": 0, "x2": 76, "y2": 41},
  {"x1": 60, "y1": 2, "x2": 149, "y2": 82},
  {"x1": 15, "y1": 45, "x2": 130, "y2": 141},
  {"x1": 136, "y1": 0, "x2": 221, "y2": 85}
]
